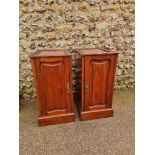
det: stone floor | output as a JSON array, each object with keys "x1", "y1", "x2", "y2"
[{"x1": 19, "y1": 91, "x2": 135, "y2": 155}]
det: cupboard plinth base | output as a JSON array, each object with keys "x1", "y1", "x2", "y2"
[
  {"x1": 80, "y1": 109, "x2": 113, "y2": 121},
  {"x1": 38, "y1": 113, "x2": 75, "y2": 126}
]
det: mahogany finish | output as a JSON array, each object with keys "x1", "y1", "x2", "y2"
[
  {"x1": 30, "y1": 50, "x2": 75, "y2": 126},
  {"x1": 74, "y1": 48, "x2": 118, "y2": 121}
]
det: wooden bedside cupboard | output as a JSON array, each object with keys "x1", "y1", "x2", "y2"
[
  {"x1": 74, "y1": 48, "x2": 118, "y2": 121},
  {"x1": 30, "y1": 50, "x2": 75, "y2": 126}
]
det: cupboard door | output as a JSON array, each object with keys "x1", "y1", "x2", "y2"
[
  {"x1": 34, "y1": 57, "x2": 73, "y2": 116},
  {"x1": 84, "y1": 55, "x2": 116, "y2": 111}
]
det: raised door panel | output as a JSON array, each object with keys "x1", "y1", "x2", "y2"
[
  {"x1": 34, "y1": 57, "x2": 73, "y2": 116},
  {"x1": 84, "y1": 55, "x2": 116, "y2": 111},
  {"x1": 90, "y1": 60, "x2": 110, "y2": 109},
  {"x1": 40, "y1": 62, "x2": 66, "y2": 115}
]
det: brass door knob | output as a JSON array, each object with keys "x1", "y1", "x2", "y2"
[
  {"x1": 85, "y1": 83, "x2": 89, "y2": 92},
  {"x1": 66, "y1": 83, "x2": 71, "y2": 93}
]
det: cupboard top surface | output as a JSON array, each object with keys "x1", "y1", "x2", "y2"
[
  {"x1": 30, "y1": 50, "x2": 71, "y2": 58},
  {"x1": 75, "y1": 48, "x2": 118, "y2": 56}
]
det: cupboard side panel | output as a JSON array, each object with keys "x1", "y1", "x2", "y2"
[
  {"x1": 66, "y1": 56, "x2": 74, "y2": 113},
  {"x1": 81, "y1": 57, "x2": 85, "y2": 111},
  {"x1": 107, "y1": 54, "x2": 118, "y2": 108},
  {"x1": 31, "y1": 58, "x2": 46, "y2": 116},
  {"x1": 84, "y1": 56, "x2": 92, "y2": 111},
  {"x1": 73, "y1": 52, "x2": 83, "y2": 112}
]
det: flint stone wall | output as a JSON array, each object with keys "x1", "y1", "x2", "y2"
[{"x1": 19, "y1": 0, "x2": 135, "y2": 99}]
